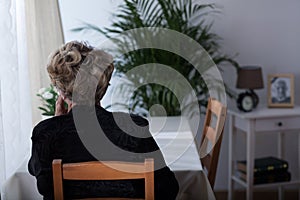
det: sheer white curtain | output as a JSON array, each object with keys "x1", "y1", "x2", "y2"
[
  {"x1": 0, "y1": 0, "x2": 32, "y2": 186},
  {"x1": 25, "y1": 0, "x2": 65, "y2": 125},
  {"x1": 0, "y1": 0, "x2": 64, "y2": 189}
]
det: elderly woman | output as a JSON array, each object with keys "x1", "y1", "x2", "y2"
[{"x1": 28, "y1": 41, "x2": 179, "y2": 199}]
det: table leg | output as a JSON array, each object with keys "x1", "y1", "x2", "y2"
[
  {"x1": 228, "y1": 115, "x2": 235, "y2": 200},
  {"x1": 278, "y1": 132, "x2": 285, "y2": 200},
  {"x1": 246, "y1": 120, "x2": 255, "y2": 200}
]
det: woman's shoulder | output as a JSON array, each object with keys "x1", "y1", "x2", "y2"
[{"x1": 31, "y1": 115, "x2": 70, "y2": 140}]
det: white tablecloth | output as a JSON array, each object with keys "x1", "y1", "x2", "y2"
[
  {"x1": 150, "y1": 116, "x2": 215, "y2": 200},
  {"x1": 1, "y1": 116, "x2": 215, "y2": 200}
]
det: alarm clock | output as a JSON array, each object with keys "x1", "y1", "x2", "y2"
[{"x1": 237, "y1": 91, "x2": 255, "y2": 112}]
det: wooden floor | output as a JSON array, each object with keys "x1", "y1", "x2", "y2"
[{"x1": 215, "y1": 190, "x2": 299, "y2": 200}]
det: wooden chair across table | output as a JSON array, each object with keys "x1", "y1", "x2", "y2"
[
  {"x1": 198, "y1": 98, "x2": 227, "y2": 188},
  {"x1": 52, "y1": 158, "x2": 154, "y2": 200}
]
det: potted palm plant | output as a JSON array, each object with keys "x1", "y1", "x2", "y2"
[{"x1": 73, "y1": 0, "x2": 239, "y2": 117}]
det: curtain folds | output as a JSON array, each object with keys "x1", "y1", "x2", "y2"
[
  {"x1": 0, "y1": 0, "x2": 64, "y2": 188},
  {"x1": 0, "y1": 0, "x2": 32, "y2": 186},
  {"x1": 25, "y1": 0, "x2": 65, "y2": 125}
]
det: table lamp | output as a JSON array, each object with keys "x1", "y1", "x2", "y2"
[{"x1": 236, "y1": 66, "x2": 264, "y2": 112}]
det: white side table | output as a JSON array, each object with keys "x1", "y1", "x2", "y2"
[{"x1": 228, "y1": 106, "x2": 300, "y2": 200}]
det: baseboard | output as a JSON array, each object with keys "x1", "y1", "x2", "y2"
[{"x1": 215, "y1": 189, "x2": 299, "y2": 200}]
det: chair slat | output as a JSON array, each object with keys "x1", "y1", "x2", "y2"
[
  {"x1": 210, "y1": 99, "x2": 223, "y2": 115},
  {"x1": 63, "y1": 161, "x2": 146, "y2": 180},
  {"x1": 198, "y1": 98, "x2": 227, "y2": 189},
  {"x1": 205, "y1": 126, "x2": 216, "y2": 144},
  {"x1": 52, "y1": 159, "x2": 154, "y2": 200},
  {"x1": 74, "y1": 198, "x2": 144, "y2": 200}
]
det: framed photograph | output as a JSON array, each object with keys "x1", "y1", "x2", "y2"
[{"x1": 268, "y1": 74, "x2": 294, "y2": 108}]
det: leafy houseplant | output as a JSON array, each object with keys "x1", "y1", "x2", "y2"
[
  {"x1": 74, "y1": 0, "x2": 239, "y2": 116},
  {"x1": 37, "y1": 85, "x2": 58, "y2": 116}
]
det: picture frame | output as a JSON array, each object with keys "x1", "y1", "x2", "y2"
[{"x1": 268, "y1": 74, "x2": 294, "y2": 108}]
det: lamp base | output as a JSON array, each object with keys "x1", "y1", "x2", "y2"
[{"x1": 249, "y1": 89, "x2": 259, "y2": 108}]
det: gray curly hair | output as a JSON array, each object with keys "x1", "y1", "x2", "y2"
[{"x1": 47, "y1": 41, "x2": 114, "y2": 105}]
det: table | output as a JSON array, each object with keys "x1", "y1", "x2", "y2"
[
  {"x1": 228, "y1": 106, "x2": 300, "y2": 200},
  {"x1": 1, "y1": 116, "x2": 215, "y2": 200},
  {"x1": 149, "y1": 116, "x2": 215, "y2": 200}
]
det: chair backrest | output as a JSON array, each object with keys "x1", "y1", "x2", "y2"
[
  {"x1": 198, "y1": 98, "x2": 227, "y2": 188},
  {"x1": 52, "y1": 158, "x2": 154, "y2": 200}
]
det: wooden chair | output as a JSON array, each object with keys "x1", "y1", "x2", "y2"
[
  {"x1": 52, "y1": 158, "x2": 154, "y2": 200},
  {"x1": 198, "y1": 98, "x2": 227, "y2": 188}
]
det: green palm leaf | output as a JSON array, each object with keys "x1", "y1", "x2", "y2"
[{"x1": 72, "y1": 0, "x2": 239, "y2": 116}]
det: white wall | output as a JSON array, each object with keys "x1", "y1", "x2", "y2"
[
  {"x1": 58, "y1": 0, "x2": 125, "y2": 109},
  {"x1": 210, "y1": 0, "x2": 300, "y2": 190},
  {"x1": 59, "y1": 0, "x2": 123, "y2": 44},
  {"x1": 59, "y1": 0, "x2": 300, "y2": 190}
]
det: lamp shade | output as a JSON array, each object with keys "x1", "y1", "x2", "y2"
[{"x1": 236, "y1": 66, "x2": 264, "y2": 89}]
